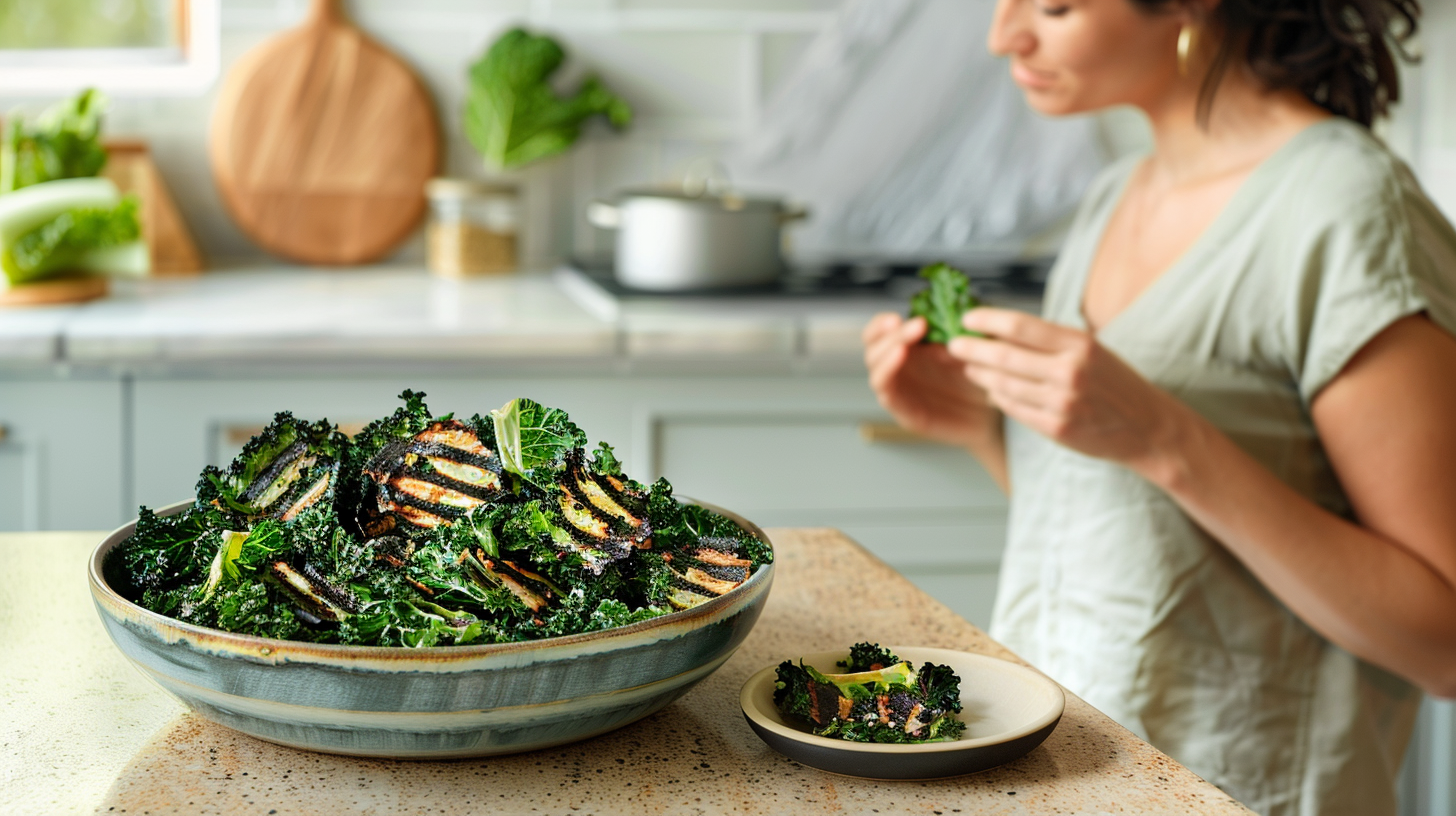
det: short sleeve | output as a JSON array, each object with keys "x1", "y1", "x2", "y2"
[{"x1": 1294, "y1": 172, "x2": 1437, "y2": 403}]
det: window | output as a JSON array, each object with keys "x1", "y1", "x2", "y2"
[{"x1": 0, "y1": 0, "x2": 219, "y2": 95}]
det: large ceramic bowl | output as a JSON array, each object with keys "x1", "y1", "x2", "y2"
[{"x1": 89, "y1": 499, "x2": 773, "y2": 759}]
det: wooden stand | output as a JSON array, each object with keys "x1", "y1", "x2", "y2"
[{"x1": 102, "y1": 140, "x2": 205, "y2": 275}]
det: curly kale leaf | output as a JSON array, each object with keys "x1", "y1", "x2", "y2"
[
  {"x1": 197, "y1": 411, "x2": 345, "y2": 522},
  {"x1": 908, "y1": 262, "x2": 982, "y2": 344},
  {"x1": 344, "y1": 390, "x2": 434, "y2": 469},
  {"x1": 464, "y1": 28, "x2": 631, "y2": 171},
  {"x1": 108, "y1": 505, "x2": 226, "y2": 600},
  {"x1": 917, "y1": 661, "x2": 965, "y2": 716},
  {"x1": 647, "y1": 479, "x2": 773, "y2": 568},
  {"x1": 590, "y1": 441, "x2": 624, "y2": 478},
  {"x1": 773, "y1": 660, "x2": 816, "y2": 723},
  {"x1": 839, "y1": 642, "x2": 900, "y2": 673}
]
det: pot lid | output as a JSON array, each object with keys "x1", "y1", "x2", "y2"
[{"x1": 615, "y1": 188, "x2": 787, "y2": 212}]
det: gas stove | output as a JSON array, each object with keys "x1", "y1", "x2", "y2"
[{"x1": 556, "y1": 258, "x2": 1047, "y2": 320}]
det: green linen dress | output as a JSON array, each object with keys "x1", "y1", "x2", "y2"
[{"x1": 989, "y1": 117, "x2": 1456, "y2": 816}]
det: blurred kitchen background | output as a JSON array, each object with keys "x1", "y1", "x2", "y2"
[{"x1": 1, "y1": 2, "x2": 1453, "y2": 811}]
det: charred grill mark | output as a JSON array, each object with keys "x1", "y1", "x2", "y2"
[
  {"x1": 270, "y1": 561, "x2": 350, "y2": 622},
  {"x1": 360, "y1": 421, "x2": 506, "y2": 535},
  {"x1": 301, "y1": 561, "x2": 359, "y2": 612},
  {"x1": 279, "y1": 472, "x2": 332, "y2": 521},
  {"x1": 675, "y1": 566, "x2": 742, "y2": 596},
  {"x1": 464, "y1": 550, "x2": 551, "y2": 612},
  {"x1": 697, "y1": 536, "x2": 743, "y2": 554},
  {"x1": 390, "y1": 476, "x2": 487, "y2": 511},
  {"x1": 385, "y1": 503, "x2": 450, "y2": 529},
  {"x1": 244, "y1": 454, "x2": 319, "y2": 514},
  {"x1": 415, "y1": 421, "x2": 490, "y2": 457},
  {"x1": 240, "y1": 440, "x2": 308, "y2": 504},
  {"x1": 693, "y1": 561, "x2": 748, "y2": 584},
  {"x1": 558, "y1": 489, "x2": 610, "y2": 540}
]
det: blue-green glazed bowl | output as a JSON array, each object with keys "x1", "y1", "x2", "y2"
[{"x1": 89, "y1": 499, "x2": 773, "y2": 759}]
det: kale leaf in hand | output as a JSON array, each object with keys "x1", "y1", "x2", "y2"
[{"x1": 908, "y1": 263, "x2": 982, "y2": 344}]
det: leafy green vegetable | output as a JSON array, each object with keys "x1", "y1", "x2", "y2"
[
  {"x1": 0, "y1": 89, "x2": 146, "y2": 286},
  {"x1": 464, "y1": 28, "x2": 631, "y2": 170},
  {"x1": 1, "y1": 88, "x2": 108, "y2": 194},
  {"x1": 908, "y1": 262, "x2": 982, "y2": 344},
  {"x1": 2, "y1": 196, "x2": 140, "y2": 284},
  {"x1": 490, "y1": 397, "x2": 586, "y2": 487},
  {"x1": 773, "y1": 643, "x2": 967, "y2": 744},
  {"x1": 109, "y1": 392, "x2": 772, "y2": 648}
]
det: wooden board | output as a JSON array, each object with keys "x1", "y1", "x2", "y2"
[
  {"x1": 209, "y1": 0, "x2": 440, "y2": 265},
  {"x1": 0, "y1": 276, "x2": 108, "y2": 307},
  {"x1": 103, "y1": 140, "x2": 205, "y2": 276}
]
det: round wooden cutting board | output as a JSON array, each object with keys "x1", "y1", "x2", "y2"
[{"x1": 210, "y1": 0, "x2": 440, "y2": 265}]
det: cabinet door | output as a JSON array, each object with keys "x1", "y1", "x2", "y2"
[
  {"x1": 645, "y1": 407, "x2": 1008, "y2": 628},
  {"x1": 0, "y1": 378, "x2": 125, "y2": 531}
]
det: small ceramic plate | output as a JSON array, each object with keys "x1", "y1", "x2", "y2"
[{"x1": 740, "y1": 646, "x2": 1065, "y2": 780}]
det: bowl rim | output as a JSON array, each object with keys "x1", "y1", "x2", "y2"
[
  {"x1": 90, "y1": 496, "x2": 774, "y2": 660},
  {"x1": 739, "y1": 646, "x2": 1065, "y2": 755}
]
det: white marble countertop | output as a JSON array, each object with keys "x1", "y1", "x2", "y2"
[{"x1": 1, "y1": 265, "x2": 1029, "y2": 369}]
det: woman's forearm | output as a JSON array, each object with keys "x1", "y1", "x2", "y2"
[{"x1": 1136, "y1": 403, "x2": 1456, "y2": 696}]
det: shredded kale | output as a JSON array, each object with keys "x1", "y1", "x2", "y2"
[
  {"x1": 774, "y1": 643, "x2": 967, "y2": 744},
  {"x1": 908, "y1": 262, "x2": 982, "y2": 344},
  {"x1": 109, "y1": 393, "x2": 771, "y2": 647}
]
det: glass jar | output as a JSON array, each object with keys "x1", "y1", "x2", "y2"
[{"x1": 425, "y1": 178, "x2": 519, "y2": 277}]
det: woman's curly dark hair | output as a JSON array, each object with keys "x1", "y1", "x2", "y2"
[{"x1": 1132, "y1": 0, "x2": 1421, "y2": 127}]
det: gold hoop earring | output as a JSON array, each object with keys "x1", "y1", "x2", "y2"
[{"x1": 1177, "y1": 24, "x2": 1198, "y2": 77}]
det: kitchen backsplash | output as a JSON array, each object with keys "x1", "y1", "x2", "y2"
[{"x1": 0, "y1": 0, "x2": 1449, "y2": 269}]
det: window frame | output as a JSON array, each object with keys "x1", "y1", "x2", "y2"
[{"x1": 0, "y1": 0, "x2": 220, "y2": 96}]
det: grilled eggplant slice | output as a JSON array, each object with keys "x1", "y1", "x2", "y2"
[
  {"x1": 198, "y1": 413, "x2": 345, "y2": 523},
  {"x1": 357, "y1": 419, "x2": 506, "y2": 538},
  {"x1": 541, "y1": 450, "x2": 652, "y2": 569}
]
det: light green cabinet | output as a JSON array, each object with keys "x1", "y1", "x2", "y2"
[{"x1": 0, "y1": 377, "x2": 125, "y2": 532}]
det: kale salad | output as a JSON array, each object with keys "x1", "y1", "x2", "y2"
[
  {"x1": 774, "y1": 643, "x2": 966, "y2": 743},
  {"x1": 106, "y1": 392, "x2": 772, "y2": 647}
]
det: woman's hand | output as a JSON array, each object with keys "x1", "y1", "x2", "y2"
[
  {"x1": 948, "y1": 308, "x2": 1190, "y2": 476},
  {"x1": 862, "y1": 312, "x2": 1003, "y2": 452}
]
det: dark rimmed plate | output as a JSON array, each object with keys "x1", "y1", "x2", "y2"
[{"x1": 740, "y1": 646, "x2": 1064, "y2": 780}]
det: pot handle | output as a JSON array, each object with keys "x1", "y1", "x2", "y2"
[
  {"x1": 778, "y1": 205, "x2": 810, "y2": 225},
  {"x1": 587, "y1": 200, "x2": 621, "y2": 229}
]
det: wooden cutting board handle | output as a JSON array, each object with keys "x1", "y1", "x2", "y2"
[{"x1": 210, "y1": 0, "x2": 440, "y2": 266}]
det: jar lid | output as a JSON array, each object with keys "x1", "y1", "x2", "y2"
[{"x1": 426, "y1": 177, "x2": 517, "y2": 200}]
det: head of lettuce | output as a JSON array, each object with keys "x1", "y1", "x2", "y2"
[{"x1": 0, "y1": 89, "x2": 147, "y2": 290}]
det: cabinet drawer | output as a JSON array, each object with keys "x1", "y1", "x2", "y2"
[{"x1": 654, "y1": 415, "x2": 1006, "y2": 513}]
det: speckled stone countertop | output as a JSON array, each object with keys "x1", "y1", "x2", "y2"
[{"x1": 1, "y1": 529, "x2": 1252, "y2": 816}]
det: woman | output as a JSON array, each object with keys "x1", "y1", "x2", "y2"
[{"x1": 863, "y1": 1, "x2": 1456, "y2": 814}]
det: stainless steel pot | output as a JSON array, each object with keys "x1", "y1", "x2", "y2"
[{"x1": 587, "y1": 188, "x2": 807, "y2": 291}]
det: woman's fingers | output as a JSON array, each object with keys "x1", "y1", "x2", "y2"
[
  {"x1": 947, "y1": 335, "x2": 1054, "y2": 382},
  {"x1": 868, "y1": 342, "x2": 909, "y2": 392},
  {"x1": 964, "y1": 307, "x2": 1080, "y2": 352},
  {"x1": 964, "y1": 362, "x2": 1061, "y2": 412},
  {"x1": 862, "y1": 312, "x2": 901, "y2": 345}
]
